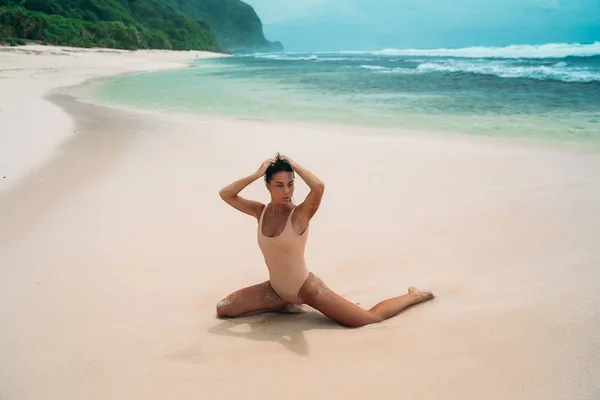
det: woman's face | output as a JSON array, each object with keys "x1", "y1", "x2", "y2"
[{"x1": 267, "y1": 171, "x2": 295, "y2": 204}]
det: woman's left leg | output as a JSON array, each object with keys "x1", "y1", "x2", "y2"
[{"x1": 298, "y1": 273, "x2": 434, "y2": 328}]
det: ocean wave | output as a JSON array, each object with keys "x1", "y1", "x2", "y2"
[
  {"x1": 253, "y1": 53, "x2": 377, "y2": 62},
  {"x1": 359, "y1": 65, "x2": 422, "y2": 74},
  {"x1": 383, "y1": 68, "x2": 422, "y2": 75},
  {"x1": 342, "y1": 42, "x2": 600, "y2": 59},
  {"x1": 254, "y1": 54, "x2": 319, "y2": 61},
  {"x1": 357, "y1": 59, "x2": 599, "y2": 82},
  {"x1": 316, "y1": 57, "x2": 371, "y2": 62},
  {"x1": 360, "y1": 65, "x2": 388, "y2": 70},
  {"x1": 415, "y1": 60, "x2": 600, "y2": 82}
]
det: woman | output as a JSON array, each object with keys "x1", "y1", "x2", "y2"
[{"x1": 217, "y1": 154, "x2": 434, "y2": 327}]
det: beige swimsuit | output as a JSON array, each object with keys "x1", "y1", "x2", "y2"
[{"x1": 257, "y1": 204, "x2": 310, "y2": 304}]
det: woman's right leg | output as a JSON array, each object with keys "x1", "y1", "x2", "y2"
[
  {"x1": 216, "y1": 281, "x2": 290, "y2": 318},
  {"x1": 298, "y1": 273, "x2": 434, "y2": 328}
]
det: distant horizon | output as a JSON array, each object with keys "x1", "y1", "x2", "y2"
[
  {"x1": 261, "y1": 27, "x2": 600, "y2": 53},
  {"x1": 261, "y1": 39, "x2": 600, "y2": 54},
  {"x1": 245, "y1": 0, "x2": 600, "y2": 52}
]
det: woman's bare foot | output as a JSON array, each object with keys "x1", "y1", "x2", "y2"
[{"x1": 408, "y1": 287, "x2": 435, "y2": 303}]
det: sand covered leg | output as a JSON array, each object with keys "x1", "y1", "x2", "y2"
[
  {"x1": 216, "y1": 281, "x2": 290, "y2": 318},
  {"x1": 298, "y1": 273, "x2": 434, "y2": 328}
]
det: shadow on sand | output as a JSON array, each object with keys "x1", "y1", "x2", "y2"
[{"x1": 208, "y1": 310, "x2": 344, "y2": 357}]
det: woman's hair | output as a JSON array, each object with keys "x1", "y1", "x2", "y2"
[{"x1": 265, "y1": 153, "x2": 294, "y2": 183}]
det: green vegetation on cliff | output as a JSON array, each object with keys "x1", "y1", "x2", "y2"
[
  {"x1": 0, "y1": 0, "x2": 221, "y2": 51},
  {"x1": 156, "y1": 0, "x2": 282, "y2": 52}
]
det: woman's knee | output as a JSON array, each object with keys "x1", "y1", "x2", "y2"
[
  {"x1": 216, "y1": 297, "x2": 234, "y2": 318},
  {"x1": 357, "y1": 312, "x2": 383, "y2": 327},
  {"x1": 338, "y1": 311, "x2": 383, "y2": 328}
]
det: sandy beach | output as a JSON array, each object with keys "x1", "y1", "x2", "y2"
[{"x1": 1, "y1": 45, "x2": 599, "y2": 399}]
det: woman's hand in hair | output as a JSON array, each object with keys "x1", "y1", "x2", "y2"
[
  {"x1": 278, "y1": 155, "x2": 296, "y2": 168},
  {"x1": 257, "y1": 158, "x2": 275, "y2": 176}
]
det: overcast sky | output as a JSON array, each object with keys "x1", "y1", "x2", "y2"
[{"x1": 243, "y1": 0, "x2": 600, "y2": 51}]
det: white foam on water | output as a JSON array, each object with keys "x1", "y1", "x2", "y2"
[
  {"x1": 360, "y1": 65, "x2": 388, "y2": 70},
  {"x1": 415, "y1": 60, "x2": 600, "y2": 82},
  {"x1": 340, "y1": 41, "x2": 600, "y2": 59}
]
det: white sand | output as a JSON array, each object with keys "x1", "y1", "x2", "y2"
[
  {"x1": 0, "y1": 45, "x2": 225, "y2": 190},
  {"x1": 1, "y1": 45, "x2": 599, "y2": 400}
]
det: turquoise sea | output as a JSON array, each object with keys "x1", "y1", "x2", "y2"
[{"x1": 93, "y1": 42, "x2": 600, "y2": 149}]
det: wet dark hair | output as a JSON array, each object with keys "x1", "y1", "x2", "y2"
[{"x1": 265, "y1": 153, "x2": 294, "y2": 183}]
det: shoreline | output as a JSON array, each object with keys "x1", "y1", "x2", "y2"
[
  {"x1": 0, "y1": 44, "x2": 227, "y2": 191},
  {"x1": 1, "y1": 45, "x2": 599, "y2": 399},
  {"x1": 67, "y1": 64, "x2": 600, "y2": 158}
]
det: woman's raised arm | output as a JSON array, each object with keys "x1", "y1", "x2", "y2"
[{"x1": 218, "y1": 159, "x2": 273, "y2": 219}]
